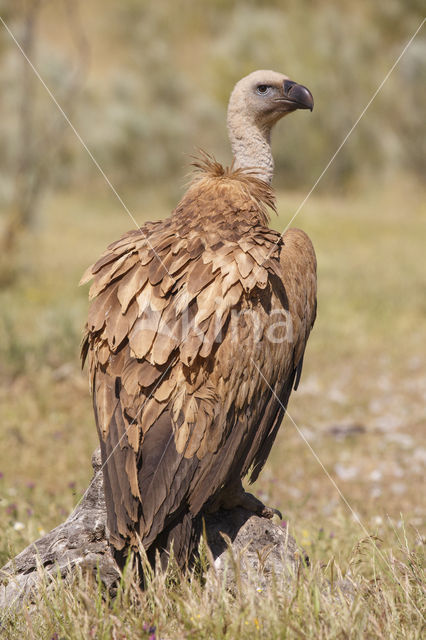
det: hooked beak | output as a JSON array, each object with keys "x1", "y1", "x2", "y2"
[{"x1": 281, "y1": 79, "x2": 314, "y2": 112}]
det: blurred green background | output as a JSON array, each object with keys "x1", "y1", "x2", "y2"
[
  {"x1": 0, "y1": 0, "x2": 425, "y2": 588},
  {"x1": 0, "y1": 0, "x2": 425, "y2": 211}
]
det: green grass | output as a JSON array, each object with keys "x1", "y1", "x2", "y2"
[{"x1": 0, "y1": 179, "x2": 425, "y2": 638}]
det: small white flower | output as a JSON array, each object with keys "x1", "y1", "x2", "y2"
[{"x1": 13, "y1": 521, "x2": 24, "y2": 531}]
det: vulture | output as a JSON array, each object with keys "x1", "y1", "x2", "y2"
[{"x1": 81, "y1": 70, "x2": 317, "y2": 569}]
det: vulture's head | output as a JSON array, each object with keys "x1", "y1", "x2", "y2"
[{"x1": 228, "y1": 69, "x2": 313, "y2": 131}]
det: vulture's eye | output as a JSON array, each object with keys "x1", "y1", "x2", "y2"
[{"x1": 256, "y1": 85, "x2": 271, "y2": 95}]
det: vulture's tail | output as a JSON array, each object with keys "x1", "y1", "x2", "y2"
[
  {"x1": 113, "y1": 510, "x2": 202, "y2": 584},
  {"x1": 146, "y1": 510, "x2": 202, "y2": 571}
]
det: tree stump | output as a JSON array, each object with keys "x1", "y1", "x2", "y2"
[{"x1": 0, "y1": 449, "x2": 305, "y2": 610}]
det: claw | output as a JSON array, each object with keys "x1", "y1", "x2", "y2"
[
  {"x1": 212, "y1": 480, "x2": 283, "y2": 522},
  {"x1": 260, "y1": 506, "x2": 283, "y2": 520}
]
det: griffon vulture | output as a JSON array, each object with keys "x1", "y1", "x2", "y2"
[{"x1": 81, "y1": 70, "x2": 317, "y2": 568}]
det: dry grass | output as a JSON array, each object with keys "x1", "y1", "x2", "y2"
[
  {"x1": 0, "y1": 179, "x2": 425, "y2": 638},
  {"x1": 1, "y1": 539, "x2": 424, "y2": 640}
]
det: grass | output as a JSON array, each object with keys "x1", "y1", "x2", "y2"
[
  {"x1": 0, "y1": 178, "x2": 425, "y2": 638},
  {"x1": 1, "y1": 538, "x2": 424, "y2": 639}
]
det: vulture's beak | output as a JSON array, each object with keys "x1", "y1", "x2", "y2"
[{"x1": 282, "y1": 80, "x2": 314, "y2": 112}]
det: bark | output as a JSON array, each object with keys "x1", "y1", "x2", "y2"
[{"x1": 0, "y1": 450, "x2": 305, "y2": 610}]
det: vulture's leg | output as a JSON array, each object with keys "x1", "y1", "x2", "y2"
[{"x1": 211, "y1": 480, "x2": 282, "y2": 520}]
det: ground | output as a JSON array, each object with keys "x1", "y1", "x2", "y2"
[{"x1": 0, "y1": 180, "x2": 424, "y2": 638}]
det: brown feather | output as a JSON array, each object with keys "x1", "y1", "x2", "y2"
[
  {"x1": 117, "y1": 266, "x2": 148, "y2": 312},
  {"x1": 234, "y1": 250, "x2": 256, "y2": 279},
  {"x1": 186, "y1": 261, "x2": 216, "y2": 296}
]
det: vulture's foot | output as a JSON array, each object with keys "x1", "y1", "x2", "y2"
[{"x1": 212, "y1": 480, "x2": 282, "y2": 520}]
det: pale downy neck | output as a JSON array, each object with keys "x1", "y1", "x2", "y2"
[{"x1": 227, "y1": 106, "x2": 274, "y2": 185}]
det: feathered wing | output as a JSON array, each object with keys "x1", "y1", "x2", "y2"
[
  {"x1": 247, "y1": 227, "x2": 317, "y2": 482},
  {"x1": 82, "y1": 163, "x2": 316, "y2": 566}
]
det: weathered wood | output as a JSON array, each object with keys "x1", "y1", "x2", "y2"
[
  {"x1": 0, "y1": 449, "x2": 304, "y2": 610},
  {"x1": 0, "y1": 450, "x2": 118, "y2": 611}
]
